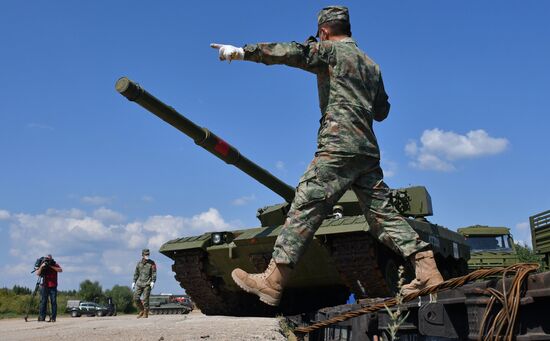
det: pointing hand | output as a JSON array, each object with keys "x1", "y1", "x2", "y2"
[{"x1": 210, "y1": 43, "x2": 244, "y2": 62}]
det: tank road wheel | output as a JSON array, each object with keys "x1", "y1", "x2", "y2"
[
  {"x1": 435, "y1": 255, "x2": 452, "y2": 280},
  {"x1": 172, "y1": 249, "x2": 277, "y2": 316},
  {"x1": 382, "y1": 257, "x2": 399, "y2": 295},
  {"x1": 378, "y1": 244, "x2": 412, "y2": 295},
  {"x1": 330, "y1": 233, "x2": 392, "y2": 298},
  {"x1": 454, "y1": 259, "x2": 469, "y2": 277}
]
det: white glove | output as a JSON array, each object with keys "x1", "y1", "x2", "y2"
[
  {"x1": 150, "y1": 282, "x2": 155, "y2": 289},
  {"x1": 210, "y1": 43, "x2": 244, "y2": 62},
  {"x1": 131, "y1": 282, "x2": 135, "y2": 290}
]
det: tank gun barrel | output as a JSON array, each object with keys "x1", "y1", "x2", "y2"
[{"x1": 115, "y1": 77, "x2": 295, "y2": 203}]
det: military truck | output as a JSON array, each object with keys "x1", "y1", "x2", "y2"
[
  {"x1": 116, "y1": 77, "x2": 470, "y2": 317},
  {"x1": 149, "y1": 294, "x2": 193, "y2": 315},
  {"x1": 457, "y1": 225, "x2": 519, "y2": 271},
  {"x1": 530, "y1": 210, "x2": 550, "y2": 270}
]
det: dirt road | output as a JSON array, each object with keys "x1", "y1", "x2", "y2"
[{"x1": 0, "y1": 311, "x2": 287, "y2": 341}]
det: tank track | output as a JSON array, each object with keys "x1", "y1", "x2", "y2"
[
  {"x1": 149, "y1": 307, "x2": 190, "y2": 315},
  {"x1": 329, "y1": 232, "x2": 397, "y2": 298},
  {"x1": 171, "y1": 249, "x2": 349, "y2": 316},
  {"x1": 172, "y1": 249, "x2": 263, "y2": 316}
]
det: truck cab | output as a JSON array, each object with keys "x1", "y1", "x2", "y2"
[{"x1": 457, "y1": 225, "x2": 519, "y2": 270}]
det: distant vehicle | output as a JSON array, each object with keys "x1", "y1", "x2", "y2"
[
  {"x1": 171, "y1": 295, "x2": 194, "y2": 311},
  {"x1": 148, "y1": 294, "x2": 193, "y2": 315},
  {"x1": 530, "y1": 210, "x2": 550, "y2": 270},
  {"x1": 457, "y1": 225, "x2": 519, "y2": 270},
  {"x1": 66, "y1": 299, "x2": 116, "y2": 317}
]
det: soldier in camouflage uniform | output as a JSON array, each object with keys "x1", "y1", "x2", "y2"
[
  {"x1": 132, "y1": 248, "x2": 156, "y2": 318},
  {"x1": 211, "y1": 6, "x2": 443, "y2": 306}
]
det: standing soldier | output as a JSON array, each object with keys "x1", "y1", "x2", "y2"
[
  {"x1": 132, "y1": 249, "x2": 156, "y2": 318},
  {"x1": 211, "y1": 6, "x2": 444, "y2": 306}
]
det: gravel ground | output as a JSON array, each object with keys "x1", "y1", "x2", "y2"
[{"x1": 0, "y1": 311, "x2": 288, "y2": 341}]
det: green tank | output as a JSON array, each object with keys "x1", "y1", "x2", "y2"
[
  {"x1": 116, "y1": 77, "x2": 470, "y2": 316},
  {"x1": 148, "y1": 294, "x2": 192, "y2": 315},
  {"x1": 457, "y1": 225, "x2": 519, "y2": 270}
]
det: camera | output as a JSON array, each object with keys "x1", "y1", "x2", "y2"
[{"x1": 34, "y1": 257, "x2": 54, "y2": 269}]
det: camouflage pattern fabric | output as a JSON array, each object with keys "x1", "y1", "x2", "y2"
[
  {"x1": 133, "y1": 259, "x2": 157, "y2": 286},
  {"x1": 243, "y1": 37, "x2": 390, "y2": 158},
  {"x1": 317, "y1": 6, "x2": 349, "y2": 26},
  {"x1": 243, "y1": 37, "x2": 429, "y2": 266},
  {"x1": 133, "y1": 284, "x2": 151, "y2": 309},
  {"x1": 133, "y1": 259, "x2": 156, "y2": 309},
  {"x1": 272, "y1": 153, "x2": 428, "y2": 265}
]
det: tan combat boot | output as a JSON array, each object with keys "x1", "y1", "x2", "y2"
[
  {"x1": 136, "y1": 301, "x2": 144, "y2": 319},
  {"x1": 143, "y1": 309, "x2": 149, "y2": 318},
  {"x1": 401, "y1": 250, "x2": 444, "y2": 295},
  {"x1": 231, "y1": 259, "x2": 292, "y2": 306}
]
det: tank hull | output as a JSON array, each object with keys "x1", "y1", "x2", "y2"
[{"x1": 161, "y1": 216, "x2": 469, "y2": 316}]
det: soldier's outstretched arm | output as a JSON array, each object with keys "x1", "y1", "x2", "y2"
[{"x1": 211, "y1": 39, "x2": 328, "y2": 73}]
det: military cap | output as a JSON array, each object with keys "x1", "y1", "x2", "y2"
[
  {"x1": 317, "y1": 6, "x2": 350, "y2": 26},
  {"x1": 142, "y1": 248, "x2": 150, "y2": 255}
]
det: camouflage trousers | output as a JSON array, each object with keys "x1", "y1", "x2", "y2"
[
  {"x1": 133, "y1": 285, "x2": 151, "y2": 309},
  {"x1": 272, "y1": 152, "x2": 428, "y2": 266}
]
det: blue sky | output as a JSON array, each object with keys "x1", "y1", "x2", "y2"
[{"x1": 1, "y1": 1, "x2": 548, "y2": 294}]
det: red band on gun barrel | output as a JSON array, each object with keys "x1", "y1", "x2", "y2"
[{"x1": 214, "y1": 138, "x2": 230, "y2": 157}]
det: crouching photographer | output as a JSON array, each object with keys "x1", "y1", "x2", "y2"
[{"x1": 35, "y1": 254, "x2": 62, "y2": 322}]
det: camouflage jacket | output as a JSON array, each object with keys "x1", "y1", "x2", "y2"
[
  {"x1": 133, "y1": 259, "x2": 157, "y2": 286},
  {"x1": 243, "y1": 37, "x2": 390, "y2": 158}
]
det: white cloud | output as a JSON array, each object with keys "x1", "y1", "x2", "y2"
[
  {"x1": 81, "y1": 195, "x2": 112, "y2": 206},
  {"x1": 3, "y1": 263, "x2": 30, "y2": 277},
  {"x1": 3, "y1": 206, "x2": 232, "y2": 291},
  {"x1": 0, "y1": 209, "x2": 10, "y2": 220},
  {"x1": 232, "y1": 194, "x2": 256, "y2": 206},
  {"x1": 513, "y1": 221, "x2": 532, "y2": 248},
  {"x1": 93, "y1": 207, "x2": 126, "y2": 223},
  {"x1": 411, "y1": 152, "x2": 455, "y2": 172},
  {"x1": 190, "y1": 208, "x2": 230, "y2": 231},
  {"x1": 275, "y1": 161, "x2": 286, "y2": 171},
  {"x1": 380, "y1": 154, "x2": 397, "y2": 178},
  {"x1": 101, "y1": 250, "x2": 135, "y2": 276},
  {"x1": 406, "y1": 128, "x2": 509, "y2": 171},
  {"x1": 516, "y1": 222, "x2": 530, "y2": 231}
]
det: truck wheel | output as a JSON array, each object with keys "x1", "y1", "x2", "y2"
[{"x1": 71, "y1": 310, "x2": 79, "y2": 318}]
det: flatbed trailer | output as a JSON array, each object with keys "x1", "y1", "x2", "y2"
[{"x1": 287, "y1": 270, "x2": 550, "y2": 340}]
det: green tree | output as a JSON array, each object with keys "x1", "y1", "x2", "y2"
[
  {"x1": 12, "y1": 285, "x2": 31, "y2": 295},
  {"x1": 105, "y1": 285, "x2": 135, "y2": 313},
  {"x1": 79, "y1": 280, "x2": 104, "y2": 302},
  {"x1": 515, "y1": 243, "x2": 543, "y2": 268}
]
